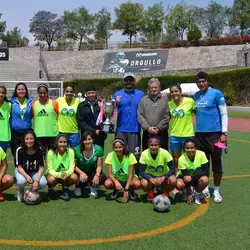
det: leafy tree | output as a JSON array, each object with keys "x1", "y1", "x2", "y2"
[
  {"x1": 94, "y1": 8, "x2": 112, "y2": 45},
  {"x1": 29, "y1": 11, "x2": 64, "y2": 50},
  {"x1": 63, "y1": 6, "x2": 94, "y2": 50},
  {"x1": 0, "y1": 13, "x2": 6, "y2": 34},
  {"x1": 198, "y1": 0, "x2": 227, "y2": 38},
  {"x1": 1, "y1": 27, "x2": 29, "y2": 47},
  {"x1": 165, "y1": 1, "x2": 196, "y2": 41},
  {"x1": 187, "y1": 24, "x2": 202, "y2": 42},
  {"x1": 142, "y1": 2, "x2": 165, "y2": 42},
  {"x1": 230, "y1": 0, "x2": 250, "y2": 37},
  {"x1": 113, "y1": 1, "x2": 144, "y2": 48}
]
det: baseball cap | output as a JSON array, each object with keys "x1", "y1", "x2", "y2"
[{"x1": 124, "y1": 72, "x2": 135, "y2": 79}]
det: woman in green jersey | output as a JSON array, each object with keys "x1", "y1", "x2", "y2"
[
  {"x1": 104, "y1": 139, "x2": 141, "y2": 203},
  {"x1": 74, "y1": 132, "x2": 106, "y2": 197},
  {"x1": 176, "y1": 139, "x2": 209, "y2": 205},
  {"x1": 46, "y1": 134, "x2": 78, "y2": 200},
  {"x1": 0, "y1": 86, "x2": 11, "y2": 152},
  {"x1": 168, "y1": 83, "x2": 195, "y2": 169},
  {"x1": 139, "y1": 136, "x2": 176, "y2": 201}
]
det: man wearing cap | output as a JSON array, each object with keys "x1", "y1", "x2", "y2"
[
  {"x1": 137, "y1": 78, "x2": 170, "y2": 150},
  {"x1": 194, "y1": 71, "x2": 228, "y2": 203},
  {"x1": 112, "y1": 72, "x2": 145, "y2": 160},
  {"x1": 77, "y1": 85, "x2": 106, "y2": 149}
]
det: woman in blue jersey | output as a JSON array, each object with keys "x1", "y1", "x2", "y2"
[
  {"x1": 168, "y1": 83, "x2": 195, "y2": 169},
  {"x1": 0, "y1": 86, "x2": 11, "y2": 152},
  {"x1": 9, "y1": 83, "x2": 33, "y2": 157},
  {"x1": 57, "y1": 84, "x2": 81, "y2": 148}
]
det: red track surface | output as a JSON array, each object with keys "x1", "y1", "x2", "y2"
[{"x1": 229, "y1": 118, "x2": 250, "y2": 132}]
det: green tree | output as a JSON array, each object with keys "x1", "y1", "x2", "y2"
[
  {"x1": 142, "y1": 2, "x2": 165, "y2": 42},
  {"x1": 165, "y1": 1, "x2": 196, "y2": 41},
  {"x1": 1, "y1": 27, "x2": 29, "y2": 47},
  {"x1": 94, "y1": 8, "x2": 112, "y2": 45},
  {"x1": 230, "y1": 0, "x2": 250, "y2": 37},
  {"x1": 113, "y1": 1, "x2": 144, "y2": 48},
  {"x1": 0, "y1": 13, "x2": 6, "y2": 34},
  {"x1": 63, "y1": 6, "x2": 94, "y2": 50},
  {"x1": 198, "y1": 0, "x2": 227, "y2": 38},
  {"x1": 30, "y1": 11, "x2": 64, "y2": 50},
  {"x1": 187, "y1": 24, "x2": 202, "y2": 42}
]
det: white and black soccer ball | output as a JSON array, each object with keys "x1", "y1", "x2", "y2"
[
  {"x1": 24, "y1": 189, "x2": 41, "y2": 205},
  {"x1": 153, "y1": 195, "x2": 171, "y2": 212}
]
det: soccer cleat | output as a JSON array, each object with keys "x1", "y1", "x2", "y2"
[
  {"x1": 194, "y1": 192, "x2": 201, "y2": 205},
  {"x1": 74, "y1": 187, "x2": 82, "y2": 197},
  {"x1": 108, "y1": 190, "x2": 118, "y2": 200},
  {"x1": 62, "y1": 189, "x2": 70, "y2": 200},
  {"x1": 213, "y1": 190, "x2": 223, "y2": 203},
  {"x1": 181, "y1": 189, "x2": 188, "y2": 201},
  {"x1": 202, "y1": 186, "x2": 210, "y2": 198},
  {"x1": 89, "y1": 186, "x2": 98, "y2": 196},
  {"x1": 17, "y1": 188, "x2": 24, "y2": 202},
  {"x1": 129, "y1": 190, "x2": 137, "y2": 201},
  {"x1": 162, "y1": 192, "x2": 169, "y2": 198},
  {"x1": 147, "y1": 189, "x2": 155, "y2": 201}
]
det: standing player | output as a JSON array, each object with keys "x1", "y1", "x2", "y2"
[
  {"x1": 0, "y1": 86, "x2": 11, "y2": 152},
  {"x1": 9, "y1": 83, "x2": 33, "y2": 157},
  {"x1": 57, "y1": 84, "x2": 81, "y2": 148},
  {"x1": 168, "y1": 83, "x2": 195, "y2": 169},
  {"x1": 194, "y1": 72, "x2": 228, "y2": 203},
  {"x1": 32, "y1": 84, "x2": 59, "y2": 153},
  {"x1": 112, "y1": 72, "x2": 145, "y2": 160}
]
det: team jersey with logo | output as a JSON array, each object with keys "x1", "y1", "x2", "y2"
[
  {"x1": 139, "y1": 148, "x2": 173, "y2": 177},
  {"x1": 32, "y1": 99, "x2": 59, "y2": 137},
  {"x1": 74, "y1": 144, "x2": 104, "y2": 174},
  {"x1": 16, "y1": 146, "x2": 44, "y2": 173},
  {"x1": 57, "y1": 97, "x2": 81, "y2": 133},
  {"x1": 178, "y1": 150, "x2": 208, "y2": 176},
  {"x1": 0, "y1": 147, "x2": 6, "y2": 162},
  {"x1": 168, "y1": 97, "x2": 195, "y2": 137},
  {"x1": 105, "y1": 152, "x2": 137, "y2": 182},
  {"x1": 0, "y1": 101, "x2": 11, "y2": 142},
  {"x1": 194, "y1": 88, "x2": 226, "y2": 132},
  {"x1": 46, "y1": 148, "x2": 75, "y2": 178}
]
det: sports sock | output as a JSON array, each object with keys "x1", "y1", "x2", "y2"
[{"x1": 214, "y1": 186, "x2": 220, "y2": 192}]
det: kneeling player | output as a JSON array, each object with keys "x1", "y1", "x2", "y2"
[
  {"x1": 139, "y1": 136, "x2": 176, "y2": 201},
  {"x1": 104, "y1": 139, "x2": 141, "y2": 203},
  {"x1": 176, "y1": 139, "x2": 209, "y2": 205}
]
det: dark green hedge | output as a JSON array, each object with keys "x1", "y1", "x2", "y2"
[{"x1": 65, "y1": 67, "x2": 250, "y2": 104}]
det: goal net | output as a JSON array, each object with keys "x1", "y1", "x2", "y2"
[{"x1": 0, "y1": 81, "x2": 64, "y2": 99}]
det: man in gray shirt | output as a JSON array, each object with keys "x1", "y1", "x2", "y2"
[{"x1": 138, "y1": 78, "x2": 170, "y2": 150}]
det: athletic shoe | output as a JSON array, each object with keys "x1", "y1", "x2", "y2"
[
  {"x1": 62, "y1": 189, "x2": 70, "y2": 200},
  {"x1": 194, "y1": 192, "x2": 201, "y2": 205},
  {"x1": 129, "y1": 190, "x2": 137, "y2": 201},
  {"x1": 202, "y1": 186, "x2": 210, "y2": 198},
  {"x1": 17, "y1": 188, "x2": 24, "y2": 202},
  {"x1": 162, "y1": 192, "x2": 169, "y2": 198},
  {"x1": 48, "y1": 188, "x2": 56, "y2": 200},
  {"x1": 74, "y1": 187, "x2": 82, "y2": 197},
  {"x1": 181, "y1": 189, "x2": 188, "y2": 201},
  {"x1": 213, "y1": 190, "x2": 223, "y2": 203},
  {"x1": 89, "y1": 186, "x2": 98, "y2": 196},
  {"x1": 108, "y1": 190, "x2": 118, "y2": 200},
  {"x1": 0, "y1": 191, "x2": 4, "y2": 201},
  {"x1": 147, "y1": 190, "x2": 155, "y2": 201}
]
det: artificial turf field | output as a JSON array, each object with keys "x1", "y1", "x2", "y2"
[{"x1": 1, "y1": 114, "x2": 250, "y2": 249}]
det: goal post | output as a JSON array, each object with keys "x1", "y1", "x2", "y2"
[{"x1": 0, "y1": 81, "x2": 64, "y2": 99}]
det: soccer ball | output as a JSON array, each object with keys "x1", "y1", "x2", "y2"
[
  {"x1": 24, "y1": 189, "x2": 41, "y2": 205},
  {"x1": 153, "y1": 195, "x2": 171, "y2": 212}
]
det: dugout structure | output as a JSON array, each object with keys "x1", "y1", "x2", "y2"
[{"x1": 0, "y1": 81, "x2": 64, "y2": 99}]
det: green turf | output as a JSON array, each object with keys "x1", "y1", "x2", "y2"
[
  {"x1": 1, "y1": 131, "x2": 250, "y2": 249},
  {"x1": 228, "y1": 111, "x2": 250, "y2": 119}
]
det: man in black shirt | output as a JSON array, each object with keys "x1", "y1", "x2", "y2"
[{"x1": 76, "y1": 85, "x2": 107, "y2": 149}]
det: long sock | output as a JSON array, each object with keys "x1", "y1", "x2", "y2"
[{"x1": 214, "y1": 186, "x2": 220, "y2": 192}]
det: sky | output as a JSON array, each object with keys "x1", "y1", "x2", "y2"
[{"x1": 1, "y1": 0, "x2": 234, "y2": 44}]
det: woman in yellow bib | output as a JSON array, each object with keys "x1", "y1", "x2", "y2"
[
  {"x1": 46, "y1": 134, "x2": 78, "y2": 200},
  {"x1": 57, "y1": 84, "x2": 81, "y2": 148},
  {"x1": 177, "y1": 139, "x2": 209, "y2": 205},
  {"x1": 32, "y1": 84, "x2": 59, "y2": 153},
  {"x1": 104, "y1": 139, "x2": 141, "y2": 203},
  {"x1": 0, "y1": 86, "x2": 11, "y2": 152}
]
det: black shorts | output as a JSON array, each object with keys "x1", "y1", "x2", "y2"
[
  {"x1": 37, "y1": 137, "x2": 56, "y2": 153},
  {"x1": 76, "y1": 172, "x2": 107, "y2": 186},
  {"x1": 195, "y1": 132, "x2": 223, "y2": 173},
  {"x1": 115, "y1": 131, "x2": 141, "y2": 159}
]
